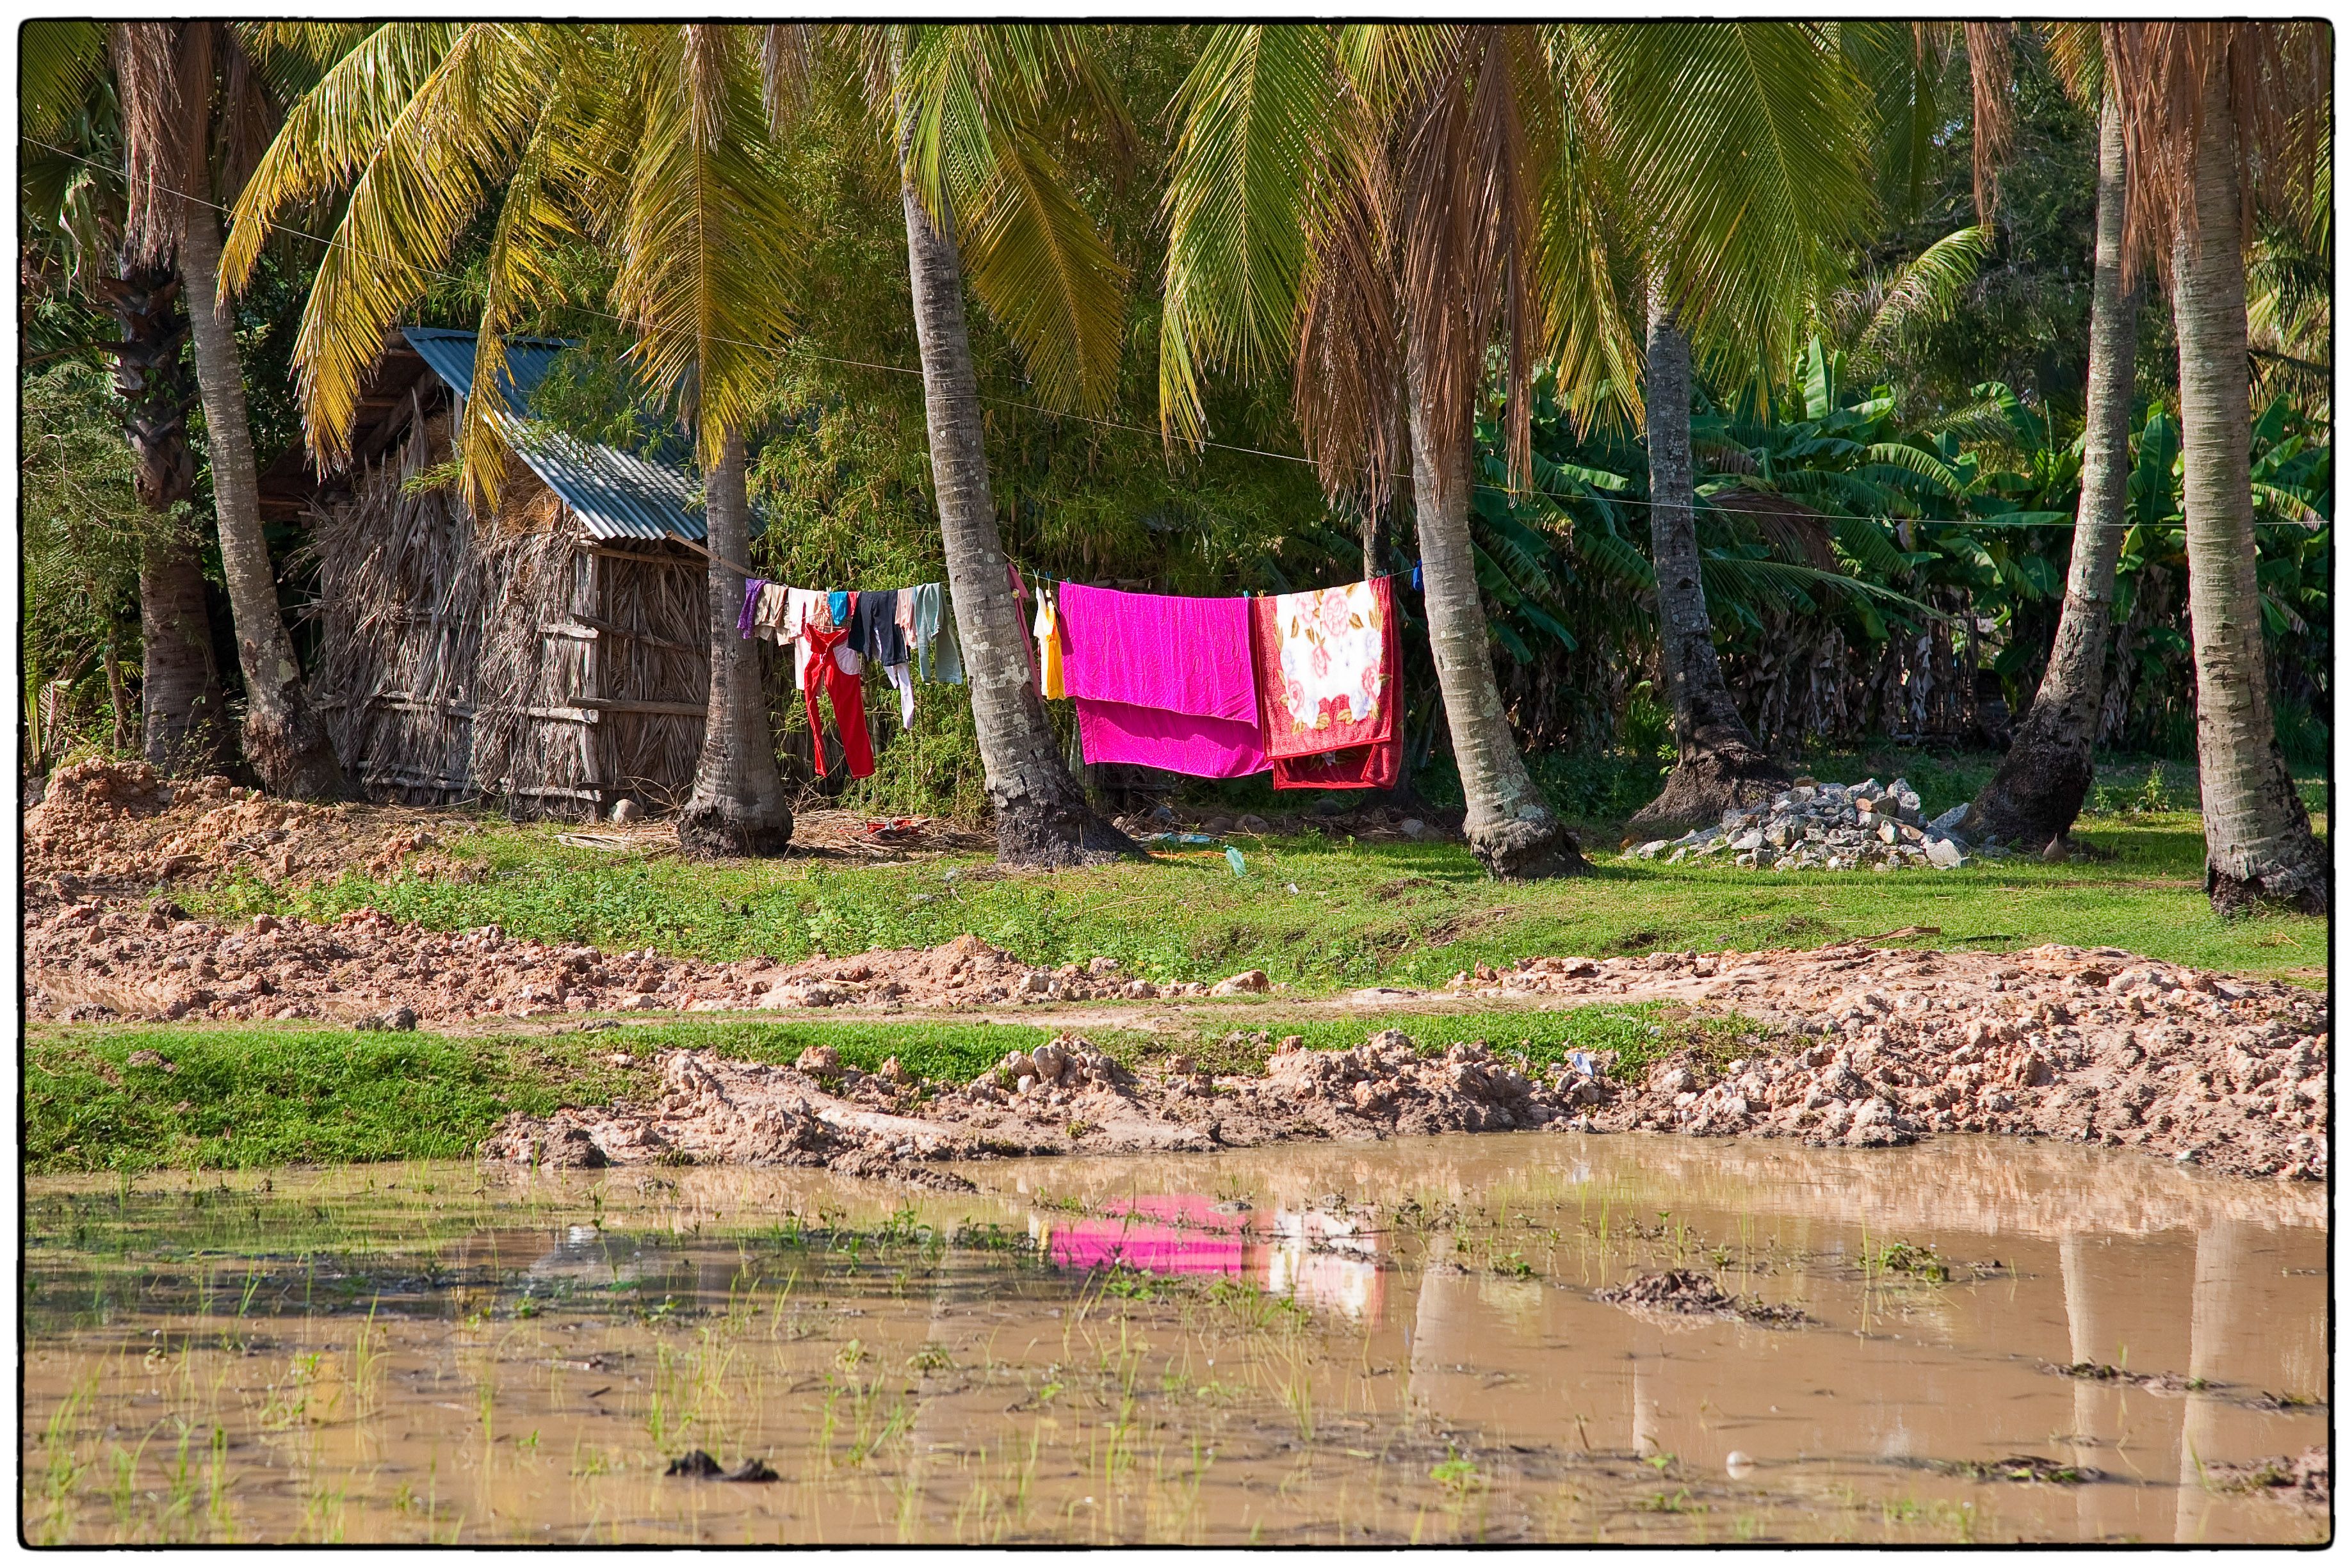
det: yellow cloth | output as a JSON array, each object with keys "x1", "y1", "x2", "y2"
[{"x1": 1034, "y1": 588, "x2": 1067, "y2": 699}]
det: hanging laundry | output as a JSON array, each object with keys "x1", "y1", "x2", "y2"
[
  {"x1": 827, "y1": 589, "x2": 852, "y2": 627},
  {"x1": 1007, "y1": 565, "x2": 1044, "y2": 691},
  {"x1": 904, "y1": 582, "x2": 963, "y2": 684},
  {"x1": 754, "y1": 582, "x2": 790, "y2": 643},
  {"x1": 882, "y1": 661, "x2": 916, "y2": 727},
  {"x1": 1058, "y1": 583, "x2": 1267, "y2": 779},
  {"x1": 850, "y1": 587, "x2": 909, "y2": 668},
  {"x1": 799, "y1": 621, "x2": 874, "y2": 780},
  {"x1": 1252, "y1": 576, "x2": 1402, "y2": 791},
  {"x1": 1032, "y1": 583, "x2": 1067, "y2": 699},
  {"x1": 783, "y1": 587, "x2": 861, "y2": 691},
  {"x1": 1254, "y1": 576, "x2": 1393, "y2": 757},
  {"x1": 786, "y1": 586, "x2": 831, "y2": 637},
  {"x1": 738, "y1": 577, "x2": 768, "y2": 639}
]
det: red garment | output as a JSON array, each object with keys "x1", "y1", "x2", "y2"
[
  {"x1": 800, "y1": 622, "x2": 874, "y2": 780},
  {"x1": 1253, "y1": 576, "x2": 1402, "y2": 791}
]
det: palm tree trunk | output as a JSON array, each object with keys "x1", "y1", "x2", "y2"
[
  {"x1": 1627, "y1": 299, "x2": 1787, "y2": 836},
  {"x1": 103, "y1": 257, "x2": 231, "y2": 774},
  {"x1": 1964, "y1": 97, "x2": 2139, "y2": 851},
  {"x1": 897, "y1": 161, "x2": 1133, "y2": 867},
  {"x1": 178, "y1": 197, "x2": 343, "y2": 798},
  {"x1": 1404, "y1": 344, "x2": 1583, "y2": 878},
  {"x1": 2171, "y1": 66, "x2": 2327, "y2": 915},
  {"x1": 138, "y1": 536, "x2": 230, "y2": 773},
  {"x1": 678, "y1": 427, "x2": 793, "y2": 856}
]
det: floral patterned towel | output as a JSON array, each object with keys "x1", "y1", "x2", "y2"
[{"x1": 1251, "y1": 576, "x2": 1395, "y2": 761}]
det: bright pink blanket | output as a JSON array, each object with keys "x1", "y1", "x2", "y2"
[
  {"x1": 1058, "y1": 584, "x2": 1259, "y2": 722},
  {"x1": 1058, "y1": 583, "x2": 1267, "y2": 776}
]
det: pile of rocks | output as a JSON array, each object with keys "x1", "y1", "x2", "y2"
[{"x1": 1628, "y1": 777, "x2": 1980, "y2": 871}]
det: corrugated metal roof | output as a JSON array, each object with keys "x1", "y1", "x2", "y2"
[
  {"x1": 402, "y1": 327, "x2": 572, "y2": 419},
  {"x1": 500, "y1": 421, "x2": 709, "y2": 543},
  {"x1": 401, "y1": 327, "x2": 713, "y2": 544}
]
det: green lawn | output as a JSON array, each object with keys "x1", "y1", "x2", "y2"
[{"x1": 185, "y1": 802, "x2": 2325, "y2": 990}]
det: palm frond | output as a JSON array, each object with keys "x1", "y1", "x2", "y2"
[
  {"x1": 610, "y1": 24, "x2": 804, "y2": 465},
  {"x1": 1159, "y1": 24, "x2": 1342, "y2": 446},
  {"x1": 1849, "y1": 225, "x2": 1991, "y2": 369},
  {"x1": 270, "y1": 24, "x2": 555, "y2": 460},
  {"x1": 1828, "y1": 511, "x2": 1916, "y2": 579},
  {"x1": 20, "y1": 21, "x2": 109, "y2": 141},
  {"x1": 1861, "y1": 440, "x2": 1967, "y2": 492},
  {"x1": 1578, "y1": 22, "x2": 1875, "y2": 382},
  {"x1": 957, "y1": 123, "x2": 1128, "y2": 413}
]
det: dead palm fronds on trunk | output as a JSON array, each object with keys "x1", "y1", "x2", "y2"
[{"x1": 26, "y1": 21, "x2": 348, "y2": 796}]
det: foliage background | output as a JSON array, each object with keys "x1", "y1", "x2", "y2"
[{"x1": 20, "y1": 28, "x2": 2331, "y2": 818}]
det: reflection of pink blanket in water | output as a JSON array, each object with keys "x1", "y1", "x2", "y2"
[
  {"x1": 1045, "y1": 1195, "x2": 1245, "y2": 1275},
  {"x1": 1058, "y1": 585, "x2": 1267, "y2": 779}
]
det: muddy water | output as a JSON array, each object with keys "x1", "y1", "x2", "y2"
[{"x1": 24, "y1": 1136, "x2": 2326, "y2": 1545}]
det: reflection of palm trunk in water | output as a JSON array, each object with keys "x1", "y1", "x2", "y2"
[
  {"x1": 1631, "y1": 1354, "x2": 1660, "y2": 1459},
  {"x1": 2059, "y1": 1234, "x2": 2110, "y2": 1540},
  {"x1": 1406, "y1": 1240, "x2": 1479, "y2": 1425},
  {"x1": 2175, "y1": 1222, "x2": 2248, "y2": 1543},
  {"x1": 902, "y1": 1261, "x2": 959, "y2": 1542}
]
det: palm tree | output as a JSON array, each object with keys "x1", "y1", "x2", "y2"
[
  {"x1": 1161, "y1": 24, "x2": 1616, "y2": 878},
  {"x1": 1963, "y1": 29, "x2": 2142, "y2": 850},
  {"x1": 1578, "y1": 24, "x2": 1875, "y2": 834},
  {"x1": 23, "y1": 22, "x2": 234, "y2": 777},
  {"x1": 225, "y1": 23, "x2": 800, "y2": 852},
  {"x1": 2105, "y1": 22, "x2": 2328, "y2": 914},
  {"x1": 848, "y1": 25, "x2": 1139, "y2": 866},
  {"x1": 624, "y1": 26, "x2": 802, "y2": 855},
  {"x1": 234, "y1": 23, "x2": 1138, "y2": 864},
  {"x1": 104, "y1": 22, "x2": 344, "y2": 798}
]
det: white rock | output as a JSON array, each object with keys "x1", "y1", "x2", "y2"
[{"x1": 1925, "y1": 837, "x2": 1966, "y2": 869}]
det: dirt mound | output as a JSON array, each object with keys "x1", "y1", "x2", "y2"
[
  {"x1": 491, "y1": 1028, "x2": 1586, "y2": 1174},
  {"x1": 750, "y1": 934, "x2": 1226, "y2": 1007},
  {"x1": 2209, "y1": 1448, "x2": 2330, "y2": 1505},
  {"x1": 1596, "y1": 1269, "x2": 1810, "y2": 1325},
  {"x1": 927, "y1": 1028, "x2": 1569, "y2": 1149},
  {"x1": 1449, "y1": 943, "x2": 2328, "y2": 1181},
  {"x1": 482, "y1": 1048, "x2": 977, "y2": 1190},
  {"x1": 24, "y1": 759, "x2": 478, "y2": 900}
]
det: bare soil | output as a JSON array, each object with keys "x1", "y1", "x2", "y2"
[{"x1": 22, "y1": 763, "x2": 2328, "y2": 1186}]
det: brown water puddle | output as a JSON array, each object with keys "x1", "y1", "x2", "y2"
[{"x1": 23, "y1": 1135, "x2": 2326, "y2": 1544}]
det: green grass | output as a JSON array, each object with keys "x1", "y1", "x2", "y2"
[
  {"x1": 26, "y1": 1003, "x2": 1753, "y2": 1175},
  {"x1": 183, "y1": 801, "x2": 2325, "y2": 989}
]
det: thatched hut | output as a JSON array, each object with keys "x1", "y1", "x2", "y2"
[{"x1": 284, "y1": 328, "x2": 730, "y2": 816}]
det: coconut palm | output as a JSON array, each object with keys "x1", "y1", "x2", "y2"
[
  {"x1": 1573, "y1": 24, "x2": 1875, "y2": 834},
  {"x1": 2105, "y1": 21, "x2": 2328, "y2": 914},
  {"x1": 841, "y1": 24, "x2": 1139, "y2": 866},
  {"x1": 232, "y1": 22, "x2": 1138, "y2": 864},
  {"x1": 20, "y1": 32, "x2": 232, "y2": 775},
  {"x1": 22, "y1": 21, "x2": 340, "y2": 792},
  {"x1": 225, "y1": 22, "x2": 802, "y2": 852},
  {"x1": 1161, "y1": 24, "x2": 1626, "y2": 878},
  {"x1": 1962, "y1": 28, "x2": 2144, "y2": 850}
]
